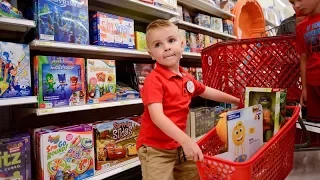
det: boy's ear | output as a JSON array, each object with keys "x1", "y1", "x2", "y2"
[{"x1": 148, "y1": 51, "x2": 156, "y2": 61}]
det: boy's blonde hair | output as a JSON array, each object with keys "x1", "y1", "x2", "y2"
[{"x1": 146, "y1": 19, "x2": 176, "y2": 33}]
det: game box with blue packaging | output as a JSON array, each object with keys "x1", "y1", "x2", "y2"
[
  {"x1": 34, "y1": 56, "x2": 86, "y2": 108},
  {"x1": 90, "y1": 11, "x2": 135, "y2": 49},
  {"x1": 0, "y1": 41, "x2": 32, "y2": 98},
  {"x1": 34, "y1": 0, "x2": 89, "y2": 44}
]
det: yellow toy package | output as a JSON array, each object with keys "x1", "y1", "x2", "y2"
[
  {"x1": 215, "y1": 105, "x2": 263, "y2": 163},
  {"x1": 135, "y1": 31, "x2": 147, "y2": 51}
]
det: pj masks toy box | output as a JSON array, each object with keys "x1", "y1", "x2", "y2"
[
  {"x1": 34, "y1": 56, "x2": 86, "y2": 108},
  {"x1": 34, "y1": 0, "x2": 89, "y2": 44},
  {"x1": 0, "y1": 41, "x2": 32, "y2": 98}
]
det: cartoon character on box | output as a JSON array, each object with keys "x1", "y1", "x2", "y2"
[
  {"x1": 34, "y1": 56, "x2": 86, "y2": 108},
  {"x1": 87, "y1": 59, "x2": 116, "y2": 104},
  {"x1": 259, "y1": 96, "x2": 274, "y2": 142},
  {"x1": 0, "y1": 41, "x2": 32, "y2": 98},
  {"x1": 34, "y1": 0, "x2": 89, "y2": 44},
  {"x1": 95, "y1": 119, "x2": 141, "y2": 173},
  {"x1": 90, "y1": 12, "x2": 135, "y2": 49},
  {"x1": 41, "y1": 128, "x2": 95, "y2": 180}
]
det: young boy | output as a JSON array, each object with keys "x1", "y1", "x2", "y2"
[
  {"x1": 136, "y1": 19, "x2": 240, "y2": 180},
  {"x1": 292, "y1": 0, "x2": 320, "y2": 122}
]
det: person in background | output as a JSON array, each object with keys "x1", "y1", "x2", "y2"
[
  {"x1": 292, "y1": 0, "x2": 320, "y2": 123},
  {"x1": 136, "y1": 19, "x2": 240, "y2": 180}
]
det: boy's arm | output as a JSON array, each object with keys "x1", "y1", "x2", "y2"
[
  {"x1": 147, "y1": 103, "x2": 204, "y2": 162},
  {"x1": 199, "y1": 86, "x2": 240, "y2": 105},
  {"x1": 300, "y1": 53, "x2": 307, "y2": 106}
]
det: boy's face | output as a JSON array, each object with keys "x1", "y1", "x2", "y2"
[
  {"x1": 290, "y1": 0, "x2": 320, "y2": 15},
  {"x1": 147, "y1": 25, "x2": 184, "y2": 68}
]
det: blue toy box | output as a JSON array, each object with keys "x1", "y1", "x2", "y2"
[
  {"x1": 34, "y1": 56, "x2": 86, "y2": 108},
  {"x1": 0, "y1": 41, "x2": 32, "y2": 98},
  {"x1": 90, "y1": 11, "x2": 135, "y2": 49},
  {"x1": 34, "y1": 0, "x2": 89, "y2": 44}
]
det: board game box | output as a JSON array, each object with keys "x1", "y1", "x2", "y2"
[
  {"x1": 0, "y1": 41, "x2": 32, "y2": 98},
  {"x1": 39, "y1": 124, "x2": 95, "y2": 180},
  {"x1": 94, "y1": 119, "x2": 141, "y2": 174},
  {"x1": 0, "y1": 133, "x2": 31, "y2": 180},
  {"x1": 34, "y1": 56, "x2": 86, "y2": 108},
  {"x1": 90, "y1": 11, "x2": 135, "y2": 49},
  {"x1": 34, "y1": 0, "x2": 89, "y2": 44},
  {"x1": 87, "y1": 59, "x2": 117, "y2": 104}
]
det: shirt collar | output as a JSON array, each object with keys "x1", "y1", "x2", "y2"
[{"x1": 154, "y1": 63, "x2": 186, "y2": 79}]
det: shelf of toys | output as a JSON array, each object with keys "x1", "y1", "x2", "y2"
[{"x1": 0, "y1": 0, "x2": 238, "y2": 179}]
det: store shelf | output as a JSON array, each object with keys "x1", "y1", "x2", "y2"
[
  {"x1": 296, "y1": 121, "x2": 320, "y2": 134},
  {"x1": 87, "y1": 157, "x2": 140, "y2": 180},
  {"x1": 0, "y1": 96, "x2": 37, "y2": 107},
  {"x1": 171, "y1": 18, "x2": 237, "y2": 40},
  {"x1": 265, "y1": 19, "x2": 278, "y2": 27},
  {"x1": 30, "y1": 40, "x2": 151, "y2": 59},
  {"x1": 96, "y1": 0, "x2": 179, "y2": 20},
  {"x1": 177, "y1": 0, "x2": 235, "y2": 19},
  {"x1": 0, "y1": 17, "x2": 35, "y2": 32},
  {"x1": 35, "y1": 99, "x2": 143, "y2": 116},
  {"x1": 182, "y1": 52, "x2": 201, "y2": 59}
]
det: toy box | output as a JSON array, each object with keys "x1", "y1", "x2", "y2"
[
  {"x1": 0, "y1": 0, "x2": 23, "y2": 18},
  {"x1": 190, "y1": 33, "x2": 197, "y2": 53},
  {"x1": 90, "y1": 11, "x2": 135, "y2": 49},
  {"x1": 194, "y1": 13, "x2": 211, "y2": 28},
  {"x1": 184, "y1": 31, "x2": 191, "y2": 52},
  {"x1": 154, "y1": 0, "x2": 177, "y2": 10},
  {"x1": 135, "y1": 31, "x2": 147, "y2": 51},
  {"x1": 187, "y1": 107, "x2": 215, "y2": 140},
  {"x1": 182, "y1": 8, "x2": 191, "y2": 23},
  {"x1": 178, "y1": 29, "x2": 186, "y2": 48},
  {"x1": 87, "y1": 59, "x2": 116, "y2": 104},
  {"x1": 223, "y1": 20, "x2": 234, "y2": 35},
  {"x1": 196, "y1": 68, "x2": 203, "y2": 83},
  {"x1": 210, "y1": 17, "x2": 223, "y2": 33},
  {"x1": 116, "y1": 82, "x2": 140, "y2": 100},
  {"x1": 245, "y1": 87, "x2": 287, "y2": 142},
  {"x1": 95, "y1": 119, "x2": 141, "y2": 173},
  {"x1": 34, "y1": 56, "x2": 86, "y2": 108},
  {"x1": 34, "y1": 0, "x2": 89, "y2": 44},
  {"x1": 0, "y1": 41, "x2": 32, "y2": 98},
  {"x1": 0, "y1": 133, "x2": 31, "y2": 180},
  {"x1": 215, "y1": 105, "x2": 264, "y2": 162},
  {"x1": 133, "y1": 63, "x2": 153, "y2": 92},
  {"x1": 196, "y1": 33, "x2": 205, "y2": 53},
  {"x1": 177, "y1": 5, "x2": 183, "y2": 20},
  {"x1": 38, "y1": 124, "x2": 95, "y2": 180}
]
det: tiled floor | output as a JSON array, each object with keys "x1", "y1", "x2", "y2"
[{"x1": 286, "y1": 151, "x2": 320, "y2": 179}]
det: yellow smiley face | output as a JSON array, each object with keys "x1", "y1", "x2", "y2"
[{"x1": 232, "y1": 121, "x2": 246, "y2": 146}]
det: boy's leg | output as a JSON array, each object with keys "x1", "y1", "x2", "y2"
[
  {"x1": 306, "y1": 85, "x2": 320, "y2": 122},
  {"x1": 138, "y1": 145, "x2": 177, "y2": 180},
  {"x1": 173, "y1": 147, "x2": 200, "y2": 180}
]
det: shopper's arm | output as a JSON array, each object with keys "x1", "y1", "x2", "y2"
[
  {"x1": 300, "y1": 53, "x2": 307, "y2": 91},
  {"x1": 200, "y1": 86, "x2": 240, "y2": 105},
  {"x1": 147, "y1": 103, "x2": 204, "y2": 161}
]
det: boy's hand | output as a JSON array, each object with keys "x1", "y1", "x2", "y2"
[
  {"x1": 300, "y1": 89, "x2": 307, "y2": 107},
  {"x1": 181, "y1": 137, "x2": 204, "y2": 162}
]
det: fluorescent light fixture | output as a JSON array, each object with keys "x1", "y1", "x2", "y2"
[{"x1": 276, "y1": 0, "x2": 287, "y2": 8}]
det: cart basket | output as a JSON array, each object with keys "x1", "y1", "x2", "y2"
[{"x1": 196, "y1": 106, "x2": 300, "y2": 180}]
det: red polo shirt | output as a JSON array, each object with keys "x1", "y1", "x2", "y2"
[
  {"x1": 136, "y1": 63, "x2": 206, "y2": 150},
  {"x1": 296, "y1": 14, "x2": 320, "y2": 85}
]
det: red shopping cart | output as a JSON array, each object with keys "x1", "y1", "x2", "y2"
[{"x1": 197, "y1": 35, "x2": 302, "y2": 180}]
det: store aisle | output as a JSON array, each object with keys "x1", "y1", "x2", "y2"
[{"x1": 286, "y1": 151, "x2": 320, "y2": 180}]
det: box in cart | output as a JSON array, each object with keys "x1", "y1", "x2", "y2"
[
  {"x1": 86, "y1": 59, "x2": 117, "y2": 104},
  {"x1": 0, "y1": 41, "x2": 32, "y2": 98},
  {"x1": 34, "y1": 0, "x2": 89, "y2": 44},
  {"x1": 34, "y1": 56, "x2": 86, "y2": 108},
  {"x1": 245, "y1": 87, "x2": 287, "y2": 142},
  {"x1": 94, "y1": 119, "x2": 141, "y2": 173},
  {"x1": 187, "y1": 107, "x2": 216, "y2": 140},
  {"x1": 215, "y1": 105, "x2": 264, "y2": 162},
  {"x1": 90, "y1": 11, "x2": 135, "y2": 49}
]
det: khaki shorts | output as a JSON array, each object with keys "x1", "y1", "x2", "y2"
[{"x1": 138, "y1": 145, "x2": 200, "y2": 180}]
